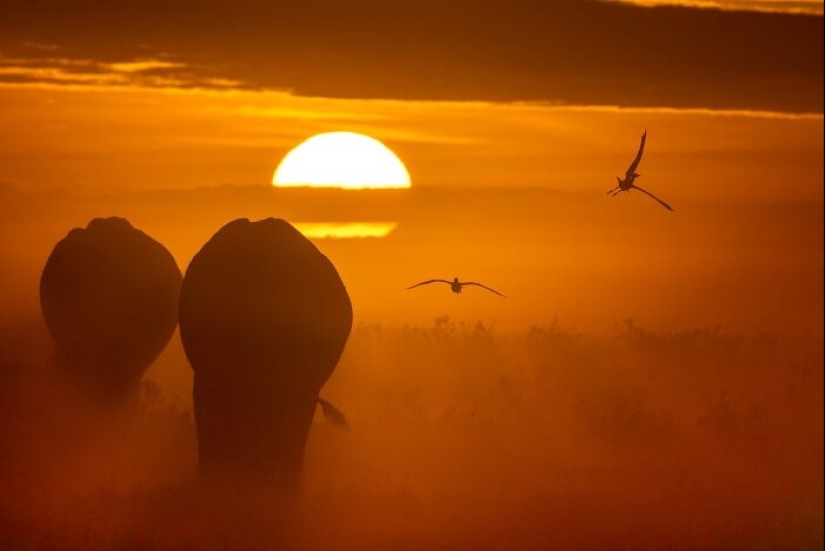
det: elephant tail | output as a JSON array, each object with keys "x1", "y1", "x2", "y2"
[{"x1": 317, "y1": 397, "x2": 349, "y2": 429}]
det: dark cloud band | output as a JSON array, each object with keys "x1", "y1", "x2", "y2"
[{"x1": 0, "y1": 0, "x2": 821, "y2": 112}]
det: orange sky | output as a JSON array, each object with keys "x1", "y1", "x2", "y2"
[
  {"x1": 0, "y1": 0, "x2": 821, "y2": 335},
  {"x1": 0, "y1": 83, "x2": 821, "y2": 203}
]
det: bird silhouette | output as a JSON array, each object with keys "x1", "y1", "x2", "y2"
[
  {"x1": 607, "y1": 131, "x2": 674, "y2": 212},
  {"x1": 408, "y1": 277, "x2": 506, "y2": 297}
]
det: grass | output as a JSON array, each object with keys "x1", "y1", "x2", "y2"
[{"x1": 1, "y1": 316, "x2": 822, "y2": 549}]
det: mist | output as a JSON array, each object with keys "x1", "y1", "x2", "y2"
[
  {"x1": 1, "y1": 185, "x2": 822, "y2": 333},
  {"x1": 0, "y1": 184, "x2": 822, "y2": 549},
  {"x1": 1, "y1": 315, "x2": 822, "y2": 549}
]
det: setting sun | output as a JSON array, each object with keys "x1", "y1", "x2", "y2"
[{"x1": 272, "y1": 132, "x2": 411, "y2": 189}]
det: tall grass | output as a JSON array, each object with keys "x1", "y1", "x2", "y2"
[{"x1": 1, "y1": 317, "x2": 822, "y2": 549}]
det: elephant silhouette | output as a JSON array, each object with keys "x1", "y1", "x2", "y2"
[
  {"x1": 40, "y1": 217, "x2": 182, "y2": 404},
  {"x1": 178, "y1": 218, "x2": 353, "y2": 487}
]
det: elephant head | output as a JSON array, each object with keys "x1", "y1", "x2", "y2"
[
  {"x1": 178, "y1": 218, "x2": 353, "y2": 487},
  {"x1": 40, "y1": 217, "x2": 182, "y2": 403}
]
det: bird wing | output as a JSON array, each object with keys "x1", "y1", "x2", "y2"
[
  {"x1": 626, "y1": 130, "x2": 647, "y2": 178},
  {"x1": 632, "y1": 184, "x2": 674, "y2": 212},
  {"x1": 317, "y1": 397, "x2": 349, "y2": 429},
  {"x1": 407, "y1": 279, "x2": 453, "y2": 290},
  {"x1": 462, "y1": 282, "x2": 507, "y2": 297}
]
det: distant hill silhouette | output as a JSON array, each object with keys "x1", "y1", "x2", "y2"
[
  {"x1": 40, "y1": 217, "x2": 182, "y2": 403},
  {"x1": 178, "y1": 218, "x2": 353, "y2": 487}
]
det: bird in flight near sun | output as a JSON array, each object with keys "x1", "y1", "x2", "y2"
[
  {"x1": 607, "y1": 131, "x2": 674, "y2": 212},
  {"x1": 408, "y1": 277, "x2": 507, "y2": 297}
]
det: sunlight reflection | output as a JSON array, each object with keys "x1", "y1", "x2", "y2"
[{"x1": 295, "y1": 222, "x2": 398, "y2": 239}]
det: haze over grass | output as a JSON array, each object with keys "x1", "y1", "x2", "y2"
[{"x1": 1, "y1": 317, "x2": 822, "y2": 549}]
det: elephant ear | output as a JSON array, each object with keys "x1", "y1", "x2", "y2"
[{"x1": 317, "y1": 397, "x2": 349, "y2": 430}]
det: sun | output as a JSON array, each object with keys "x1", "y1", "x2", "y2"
[{"x1": 272, "y1": 132, "x2": 411, "y2": 190}]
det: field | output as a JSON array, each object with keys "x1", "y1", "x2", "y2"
[{"x1": 1, "y1": 317, "x2": 822, "y2": 550}]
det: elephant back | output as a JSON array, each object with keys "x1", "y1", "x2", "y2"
[
  {"x1": 40, "y1": 217, "x2": 182, "y2": 397},
  {"x1": 179, "y1": 218, "x2": 353, "y2": 392}
]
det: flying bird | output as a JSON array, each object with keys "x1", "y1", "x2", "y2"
[
  {"x1": 408, "y1": 277, "x2": 506, "y2": 297},
  {"x1": 607, "y1": 131, "x2": 674, "y2": 212}
]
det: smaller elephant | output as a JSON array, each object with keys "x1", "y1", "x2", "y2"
[
  {"x1": 179, "y1": 218, "x2": 353, "y2": 487},
  {"x1": 40, "y1": 217, "x2": 182, "y2": 404}
]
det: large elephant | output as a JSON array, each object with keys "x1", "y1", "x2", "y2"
[
  {"x1": 40, "y1": 217, "x2": 182, "y2": 404},
  {"x1": 178, "y1": 218, "x2": 353, "y2": 487}
]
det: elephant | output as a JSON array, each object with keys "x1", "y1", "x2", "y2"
[
  {"x1": 40, "y1": 217, "x2": 182, "y2": 404},
  {"x1": 178, "y1": 218, "x2": 353, "y2": 487}
]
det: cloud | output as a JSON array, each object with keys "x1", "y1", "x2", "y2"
[
  {"x1": 603, "y1": 0, "x2": 823, "y2": 14},
  {"x1": 0, "y1": 56, "x2": 242, "y2": 90},
  {"x1": 0, "y1": 0, "x2": 821, "y2": 112}
]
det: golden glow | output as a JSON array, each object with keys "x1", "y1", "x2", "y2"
[
  {"x1": 295, "y1": 222, "x2": 398, "y2": 239},
  {"x1": 607, "y1": 0, "x2": 823, "y2": 15},
  {"x1": 273, "y1": 132, "x2": 412, "y2": 189},
  {"x1": 109, "y1": 60, "x2": 186, "y2": 73}
]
